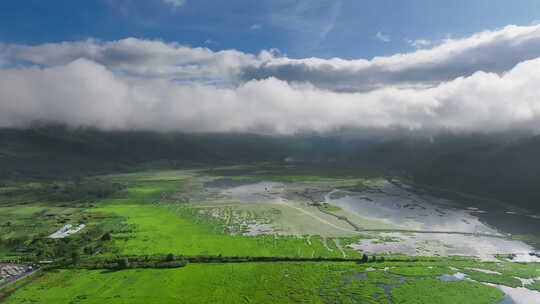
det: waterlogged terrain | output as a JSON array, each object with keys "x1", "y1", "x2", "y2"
[
  {"x1": 1, "y1": 163, "x2": 539, "y2": 303},
  {"x1": 197, "y1": 173, "x2": 540, "y2": 262},
  {"x1": 321, "y1": 180, "x2": 540, "y2": 261}
]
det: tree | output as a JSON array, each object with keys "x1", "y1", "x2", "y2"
[
  {"x1": 361, "y1": 254, "x2": 369, "y2": 263},
  {"x1": 101, "y1": 232, "x2": 111, "y2": 241},
  {"x1": 83, "y1": 246, "x2": 94, "y2": 255},
  {"x1": 166, "y1": 253, "x2": 175, "y2": 262},
  {"x1": 71, "y1": 251, "x2": 80, "y2": 264},
  {"x1": 117, "y1": 258, "x2": 129, "y2": 269}
]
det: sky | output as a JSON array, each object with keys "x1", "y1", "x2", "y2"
[
  {"x1": 1, "y1": 0, "x2": 540, "y2": 134},
  {"x1": 2, "y1": 0, "x2": 540, "y2": 58}
]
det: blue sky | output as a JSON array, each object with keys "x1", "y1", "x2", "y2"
[
  {"x1": 2, "y1": 1, "x2": 540, "y2": 134},
  {"x1": 1, "y1": 0, "x2": 540, "y2": 59}
]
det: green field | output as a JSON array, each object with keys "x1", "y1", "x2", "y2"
[
  {"x1": 528, "y1": 279, "x2": 540, "y2": 291},
  {"x1": 391, "y1": 278, "x2": 504, "y2": 304},
  {"x1": 1, "y1": 166, "x2": 539, "y2": 303},
  {"x1": 2, "y1": 262, "x2": 510, "y2": 304},
  {"x1": 85, "y1": 171, "x2": 364, "y2": 258},
  {"x1": 97, "y1": 202, "x2": 361, "y2": 258}
]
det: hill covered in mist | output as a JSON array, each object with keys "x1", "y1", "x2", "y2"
[{"x1": 1, "y1": 125, "x2": 539, "y2": 213}]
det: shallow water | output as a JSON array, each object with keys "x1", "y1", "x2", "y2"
[
  {"x1": 490, "y1": 284, "x2": 540, "y2": 304},
  {"x1": 506, "y1": 253, "x2": 540, "y2": 262},
  {"x1": 435, "y1": 273, "x2": 540, "y2": 303},
  {"x1": 325, "y1": 180, "x2": 540, "y2": 259},
  {"x1": 204, "y1": 178, "x2": 258, "y2": 189},
  {"x1": 224, "y1": 181, "x2": 284, "y2": 203},
  {"x1": 243, "y1": 223, "x2": 271, "y2": 236},
  {"x1": 203, "y1": 176, "x2": 540, "y2": 260},
  {"x1": 437, "y1": 273, "x2": 467, "y2": 281},
  {"x1": 348, "y1": 238, "x2": 416, "y2": 256},
  {"x1": 352, "y1": 273, "x2": 368, "y2": 279},
  {"x1": 464, "y1": 267, "x2": 501, "y2": 274},
  {"x1": 326, "y1": 180, "x2": 502, "y2": 234},
  {"x1": 348, "y1": 232, "x2": 536, "y2": 261}
]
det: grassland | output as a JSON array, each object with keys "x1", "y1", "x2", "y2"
[
  {"x1": 391, "y1": 278, "x2": 505, "y2": 304},
  {"x1": 1, "y1": 166, "x2": 539, "y2": 303},
  {"x1": 97, "y1": 202, "x2": 361, "y2": 258},
  {"x1": 2, "y1": 261, "x2": 514, "y2": 304},
  {"x1": 0, "y1": 169, "x2": 368, "y2": 260},
  {"x1": 459, "y1": 269, "x2": 522, "y2": 287},
  {"x1": 527, "y1": 279, "x2": 540, "y2": 291},
  {"x1": 206, "y1": 163, "x2": 382, "y2": 183},
  {"x1": 0, "y1": 204, "x2": 91, "y2": 259},
  {"x1": 191, "y1": 202, "x2": 369, "y2": 237}
]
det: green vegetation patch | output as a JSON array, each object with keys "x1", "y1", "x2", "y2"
[
  {"x1": 3, "y1": 263, "x2": 389, "y2": 304},
  {"x1": 2, "y1": 167, "x2": 540, "y2": 304},
  {"x1": 460, "y1": 269, "x2": 522, "y2": 287},
  {"x1": 77, "y1": 171, "x2": 366, "y2": 258},
  {"x1": 3, "y1": 263, "x2": 515, "y2": 304},
  {"x1": 387, "y1": 266, "x2": 455, "y2": 277},
  {"x1": 319, "y1": 204, "x2": 342, "y2": 212},
  {"x1": 474, "y1": 262, "x2": 540, "y2": 279},
  {"x1": 527, "y1": 280, "x2": 540, "y2": 291},
  {"x1": 391, "y1": 278, "x2": 506, "y2": 304},
  {"x1": 97, "y1": 202, "x2": 361, "y2": 258},
  {"x1": 209, "y1": 163, "x2": 383, "y2": 183}
]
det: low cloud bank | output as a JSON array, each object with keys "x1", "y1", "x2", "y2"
[{"x1": 1, "y1": 24, "x2": 540, "y2": 134}]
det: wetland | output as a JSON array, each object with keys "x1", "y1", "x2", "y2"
[{"x1": 1, "y1": 163, "x2": 539, "y2": 303}]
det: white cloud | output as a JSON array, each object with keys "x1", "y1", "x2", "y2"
[
  {"x1": 163, "y1": 0, "x2": 185, "y2": 8},
  {"x1": 407, "y1": 39, "x2": 432, "y2": 48},
  {"x1": 204, "y1": 39, "x2": 217, "y2": 45},
  {"x1": 2, "y1": 24, "x2": 540, "y2": 134},
  {"x1": 375, "y1": 32, "x2": 391, "y2": 42},
  {"x1": 240, "y1": 24, "x2": 540, "y2": 91},
  {"x1": 250, "y1": 24, "x2": 262, "y2": 30},
  {"x1": 0, "y1": 38, "x2": 255, "y2": 81},
  {"x1": 2, "y1": 56, "x2": 540, "y2": 134}
]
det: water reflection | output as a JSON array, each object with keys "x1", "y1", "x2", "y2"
[
  {"x1": 435, "y1": 273, "x2": 540, "y2": 303},
  {"x1": 225, "y1": 181, "x2": 284, "y2": 203},
  {"x1": 326, "y1": 180, "x2": 540, "y2": 259},
  {"x1": 326, "y1": 180, "x2": 501, "y2": 234},
  {"x1": 437, "y1": 273, "x2": 467, "y2": 281},
  {"x1": 490, "y1": 284, "x2": 540, "y2": 304},
  {"x1": 352, "y1": 273, "x2": 368, "y2": 279},
  {"x1": 347, "y1": 232, "x2": 536, "y2": 261}
]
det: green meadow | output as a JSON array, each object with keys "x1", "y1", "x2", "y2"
[
  {"x1": 390, "y1": 279, "x2": 505, "y2": 304},
  {"x1": 97, "y1": 202, "x2": 361, "y2": 258},
  {"x1": 85, "y1": 171, "x2": 363, "y2": 258},
  {"x1": 1, "y1": 167, "x2": 539, "y2": 304},
  {"x1": 528, "y1": 280, "x2": 540, "y2": 291},
  {"x1": 1, "y1": 262, "x2": 510, "y2": 304}
]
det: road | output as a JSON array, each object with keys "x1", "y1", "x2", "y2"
[{"x1": 0, "y1": 269, "x2": 39, "y2": 291}]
